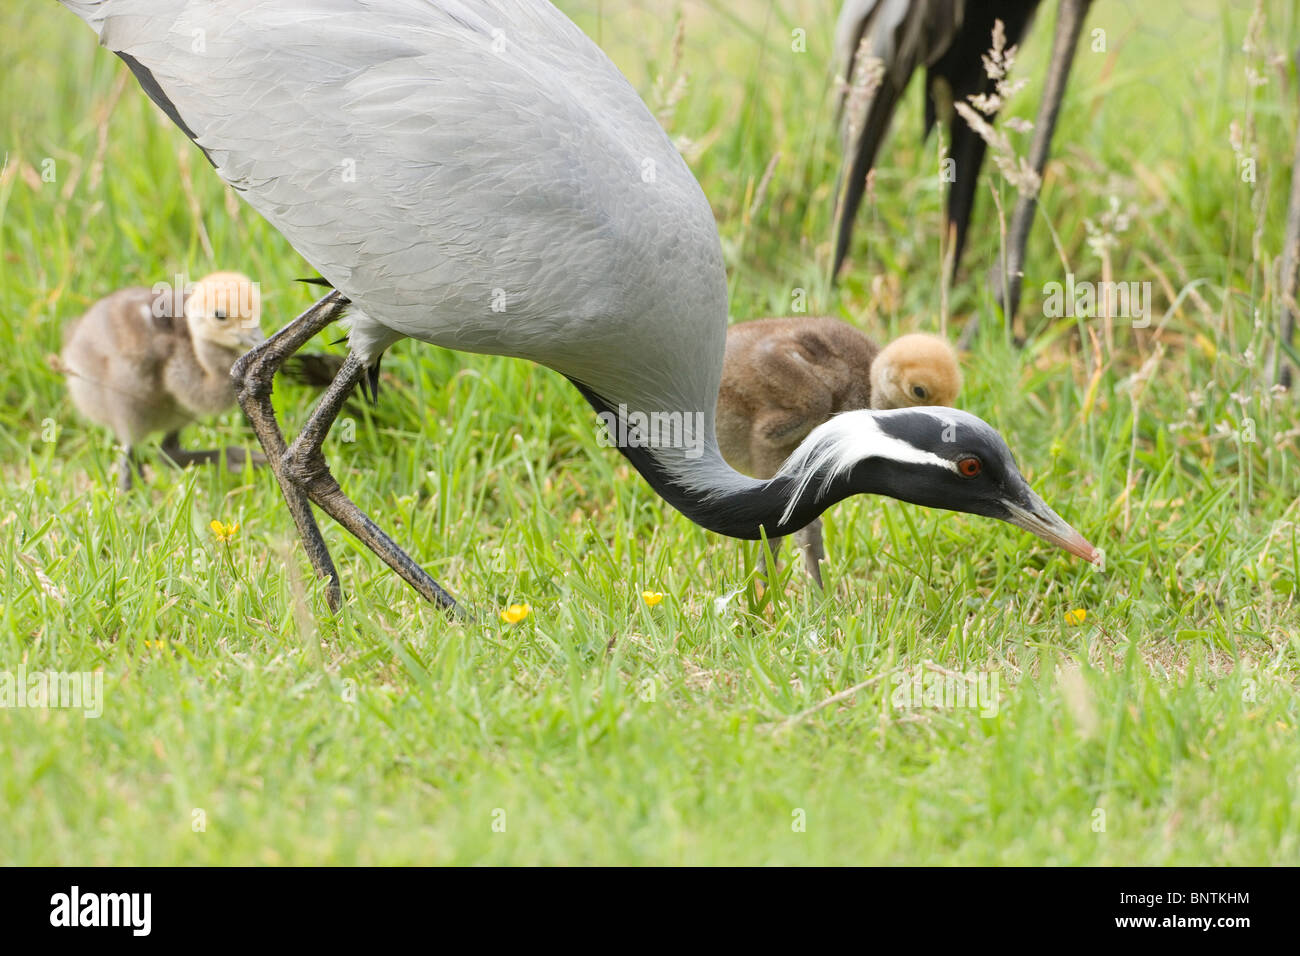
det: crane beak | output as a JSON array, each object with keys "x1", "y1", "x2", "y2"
[{"x1": 1002, "y1": 492, "x2": 1099, "y2": 563}]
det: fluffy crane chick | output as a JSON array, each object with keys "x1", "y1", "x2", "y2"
[
  {"x1": 61, "y1": 271, "x2": 266, "y2": 489},
  {"x1": 716, "y1": 317, "x2": 962, "y2": 585}
]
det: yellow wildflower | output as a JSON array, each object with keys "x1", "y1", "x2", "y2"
[
  {"x1": 642, "y1": 591, "x2": 664, "y2": 608},
  {"x1": 210, "y1": 519, "x2": 240, "y2": 543},
  {"x1": 500, "y1": 603, "x2": 531, "y2": 624},
  {"x1": 1065, "y1": 608, "x2": 1088, "y2": 626}
]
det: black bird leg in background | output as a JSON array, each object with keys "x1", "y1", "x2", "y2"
[
  {"x1": 279, "y1": 353, "x2": 461, "y2": 613},
  {"x1": 117, "y1": 446, "x2": 139, "y2": 492},
  {"x1": 987, "y1": 0, "x2": 1092, "y2": 333},
  {"x1": 231, "y1": 291, "x2": 350, "y2": 611},
  {"x1": 1277, "y1": 53, "x2": 1300, "y2": 388}
]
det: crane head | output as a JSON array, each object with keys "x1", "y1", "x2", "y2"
[{"x1": 780, "y1": 407, "x2": 1099, "y2": 562}]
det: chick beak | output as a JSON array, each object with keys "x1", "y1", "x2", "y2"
[
  {"x1": 235, "y1": 321, "x2": 266, "y2": 350},
  {"x1": 1002, "y1": 489, "x2": 1099, "y2": 563}
]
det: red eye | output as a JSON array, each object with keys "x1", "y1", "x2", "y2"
[{"x1": 957, "y1": 456, "x2": 981, "y2": 478}]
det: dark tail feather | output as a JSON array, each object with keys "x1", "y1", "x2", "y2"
[
  {"x1": 832, "y1": 81, "x2": 909, "y2": 278},
  {"x1": 297, "y1": 276, "x2": 335, "y2": 288},
  {"x1": 358, "y1": 355, "x2": 383, "y2": 406},
  {"x1": 924, "y1": 0, "x2": 1042, "y2": 277}
]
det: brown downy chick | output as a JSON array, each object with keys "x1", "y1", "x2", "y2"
[
  {"x1": 62, "y1": 271, "x2": 266, "y2": 489},
  {"x1": 716, "y1": 317, "x2": 962, "y2": 585},
  {"x1": 869, "y1": 333, "x2": 963, "y2": 410}
]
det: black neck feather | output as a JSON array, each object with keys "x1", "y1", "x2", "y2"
[{"x1": 567, "y1": 379, "x2": 858, "y2": 540}]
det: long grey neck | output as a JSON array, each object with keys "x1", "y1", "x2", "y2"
[{"x1": 568, "y1": 379, "x2": 857, "y2": 540}]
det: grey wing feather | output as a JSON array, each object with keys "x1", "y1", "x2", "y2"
[{"x1": 57, "y1": 0, "x2": 730, "y2": 421}]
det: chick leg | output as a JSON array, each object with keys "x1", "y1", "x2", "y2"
[
  {"x1": 750, "y1": 438, "x2": 789, "y2": 584},
  {"x1": 159, "y1": 432, "x2": 267, "y2": 471},
  {"x1": 793, "y1": 519, "x2": 826, "y2": 589},
  {"x1": 990, "y1": 0, "x2": 1092, "y2": 325},
  {"x1": 231, "y1": 291, "x2": 349, "y2": 610},
  {"x1": 758, "y1": 532, "x2": 786, "y2": 582},
  {"x1": 753, "y1": 406, "x2": 829, "y2": 587},
  {"x1": 116, "y1": 446, "x2": 138, "y2": 492},
  {"x1": 280, "y1": 353, "x2": 459, "y2": 612}
]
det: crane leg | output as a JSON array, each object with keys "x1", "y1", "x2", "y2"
[
  {"x1": 1277, "y1": 83, "x2": 1300, "y2": 387},
  {"x1": 992, "y1": 0, "x2": 1092, "y2": 326},
  {"x1": 278, "y1": 353, "x2": 460, "y2": 612},
  {"x1": 231, "y1": 291, "x2": 350, "y2": 611}
]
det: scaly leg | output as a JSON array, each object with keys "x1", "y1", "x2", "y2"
[
  {"x1": 279, "y1": 353, "x2": 460, "y2": 612},
  {"x1": 1277, "y1": 78, "x2": 1300, "y2": 387},
  {"x1": 231, "y1": 291, "x2": 350, "y2": 610},
  {"x1": 992, "y1": 0, "x2": 1092, "y2": 325}
]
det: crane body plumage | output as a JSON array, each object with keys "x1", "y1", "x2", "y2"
[
  {"x1": 73, "y1": 0, "x2": 724, "y2": 405},
  {"x1": 57, "y1": 0, "x2": 1097, "y2": 609}
]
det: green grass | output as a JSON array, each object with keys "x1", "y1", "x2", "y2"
[{"x1": 2, "y1": 0, "x2": 1299, "y2": 864}]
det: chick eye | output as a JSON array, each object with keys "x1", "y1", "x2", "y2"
[
  {"x1": 957, "y1": 456, "x2": 982, "y2": 478},
  {"x1": 213, "y1": 309, "x2": 227, "y2": 321},
  {"x1": 911, "y1": 385, "x2": 928, "y2": 400}
]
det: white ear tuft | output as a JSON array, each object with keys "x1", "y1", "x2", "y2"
[{"x1": 774, "y1": 409, "x2": 957, "y2": 525}]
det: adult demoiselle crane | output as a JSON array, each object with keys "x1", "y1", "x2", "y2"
[
  {"x1": 833, "y1": 0, "x2": 1093, "y2": 322},
  {"x1": 56, "y1": 0, "x2": 1099, "y2": 612}
]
